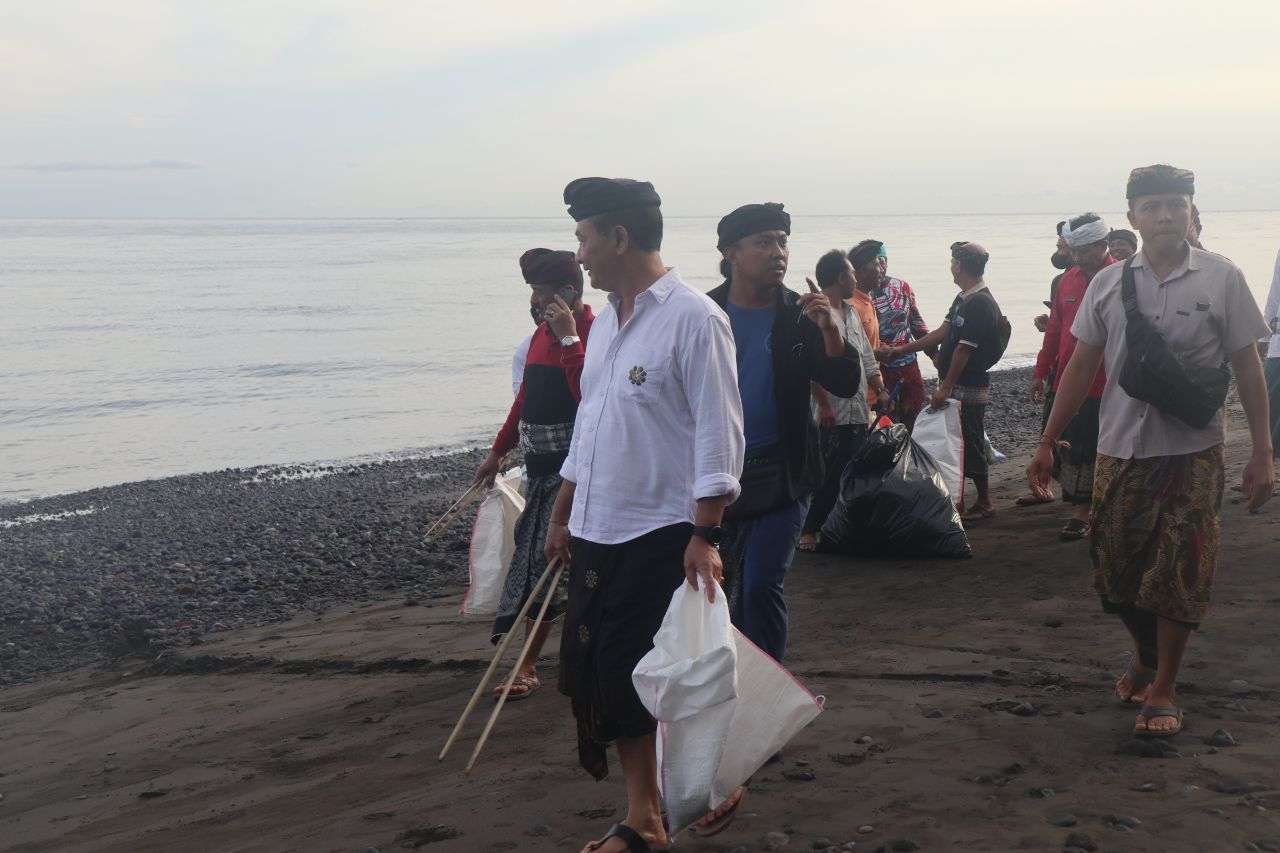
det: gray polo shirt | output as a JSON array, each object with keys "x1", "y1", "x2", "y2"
[{"x1": 1071, "y1": 247, "x2": 1268, "y2": 460}]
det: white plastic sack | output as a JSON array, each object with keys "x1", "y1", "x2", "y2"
[
  {"x1": 711, "y1": 629, "x2": 825, "y2": 807},
  {"x1": 459, "y1": 468, "x2": 525, "y2": 617},
  {"x1": 632, "y1": 584, "x2": 738, "y2": 832},
  {"x1": 913, "y1": 404, "x2": 965, "y2": 506}
]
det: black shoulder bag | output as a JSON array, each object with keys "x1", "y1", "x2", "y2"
[{"x1": 1117, "y1": 258, "x2": 1230, "y2": 429}]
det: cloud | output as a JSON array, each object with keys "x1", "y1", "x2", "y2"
[{"x1": 16, "y1": 160, "x2": 203, "y2": 173}]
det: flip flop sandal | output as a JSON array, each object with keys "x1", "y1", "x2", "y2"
[
  {"x1": 690, "y1": 786, "x2": 746, "y2": 838},
  {"x1": 492, "y1": 673, "x2": 539, "y2": 702},
  {"x1": 797, "y1": 536, "x2": 818, "y2": 553},
  {"x1": 961, "y1": 507, "x2": 996, "y2": 522},
  {"x1": 1015, "y1": 494, "x2": 1055, "y2": 507},
  {"x1": 585, "y1": 823, "x2": 668, "y2": 852},
  {"x1": 1134, "y1": 704, "x2": 1184, "y2": 738},
  {"x1": 1059, "y1": 519, "x2": 1089, "y2": 541},
  {"x1": 1114, "y1": 656, "x2": 1155, "y2": 705}
]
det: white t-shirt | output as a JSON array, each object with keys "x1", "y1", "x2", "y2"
[{"x1": 511, "y1": 333, "x2": 534, "y2": 396}]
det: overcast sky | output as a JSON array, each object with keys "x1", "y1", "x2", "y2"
[{"x1": 5, "y1": 0, "x2": 1279, "y2": 218}]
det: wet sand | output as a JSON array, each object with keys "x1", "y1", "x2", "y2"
[{"x1": 2, "y1": 378, "x2": 1278, "y2": 852}]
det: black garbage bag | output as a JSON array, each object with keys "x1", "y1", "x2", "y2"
[{"x1": 818, "y1": 423, "x2": 971, "y2": 559}]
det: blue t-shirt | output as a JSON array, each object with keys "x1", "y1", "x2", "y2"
[{"x1": 724, "y1": 301, "x2": 780, "y2": 450}]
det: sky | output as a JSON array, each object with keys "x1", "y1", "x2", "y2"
[{"x1": 4, "y1": 0, "x2": 1280, "y2": 218}]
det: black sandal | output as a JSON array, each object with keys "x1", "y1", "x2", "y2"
[{"x1": 585, "y1": 823, "x2": 667, "y2": 853}]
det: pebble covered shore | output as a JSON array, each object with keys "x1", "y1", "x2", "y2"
[{"x1": 1, "y1": 367, "x2": 1038, "y2": 687}]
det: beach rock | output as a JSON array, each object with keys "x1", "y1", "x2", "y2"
[
  {"x1": 923, "y1": 709, "x2": 945, "y2": 718},
  {"x1": 525, "y1": 824, "x2": 550, "y2": 837},
  {"x1": 395, "y1": 825, "x2": 461, "y2": 847},
  {"x1": 1043, "y1": 618, "x2": 1064, "y2": 628},
  {"x1": 1132, "y1": 782, "x2": 1159, "y2": 792},
  {"x1": 1253, "y1": 839, "x2": 1280, "y2": 852},
  {"x1": 875, "y1": 841, "x2": 919, "y2": 852},
  {"x1": 1106, "y1": 815, "x2": 1142, "y2": 829},
  {"x1": 858, "y1": 825, "x2": 875, "y2": 834},
  {"x1": 855, "y1": 736, "x2": 873, "y2": 745},
  {"x1": 783, "y1": 769, "x2": 816, "y2": 782},
  {"x1": 1048, "y1": 815, "x2": 1077, "y2": 827},
  {"x1": 1206, "y1": 728, "x2": 1237, "y2": 747},
  {"x1": 1116, "y1": 738, "x2": 1181, "y2": 759},
  {"x1": 1229, "y1": 679, "x2": 1250, "y2": 693},
  {"x1": 1029, "y1": 787, "x2": 1056, "y2": 798},
  {"x1": 763, "y1": 831, "x2": 790, "y2": 850},
  {"x1": 813, "y1": 838, "x2": 833, "y2": 849},
  {"x1": 1063, "y1": 832, "x2": 1098, "y2": 851}
]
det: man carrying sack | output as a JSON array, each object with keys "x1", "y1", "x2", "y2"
[
  {"x1": 1029, "y1": 164, "x2": 1274, "y2": 738},
  {"x1": 544, "y1": 177, "x2": 745, "y2": 853}
]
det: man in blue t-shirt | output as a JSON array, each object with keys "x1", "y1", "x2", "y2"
[{"x1": 706, "y1": 203, "x2": 859, "y2": 665}]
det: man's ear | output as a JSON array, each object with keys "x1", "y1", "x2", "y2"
[
  {"x1": 611, "y1": 225, "x2": 630, "y2": 255},
  {"x1": 1126, "y1": 207, "x2": 1138, "y2": 230}
]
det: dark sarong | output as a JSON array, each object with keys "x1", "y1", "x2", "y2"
[
  {"x1": 1091, "y1": 445, "x2": 1224, "y2": 625},
  {"x1": 558, "y1": 523, "x2": 690, "y2": 780},
  {"x1": 490, "y1": 472, "x2": 564, "y2": 643},
  {"x1": 959, "y1": 401, "x2": 988, "y2": 479},
  {"x1": 1053, "y1": 396, "x2": 1101, "y2": 505}
]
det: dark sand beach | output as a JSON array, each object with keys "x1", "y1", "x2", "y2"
[{"x1": 3, "y1": 366, "x2": 1278, "y2": 852}]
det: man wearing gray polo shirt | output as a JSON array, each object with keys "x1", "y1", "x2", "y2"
[{"x1": 1029, "y1": 164, "x2": 1274, "y2": 739}]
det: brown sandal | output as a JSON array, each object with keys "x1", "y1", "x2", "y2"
[{"x1": 492, "y1": 673, "x2": 539, "y2": 702}]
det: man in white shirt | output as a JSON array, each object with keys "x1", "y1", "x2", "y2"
[
  {"x1": 543, "y1": 177, "x2": 745, "y2": 853},
  {"x1": 1264, "y1": 247, "x2": 1280, "y2": 457}
]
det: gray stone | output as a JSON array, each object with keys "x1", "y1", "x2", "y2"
[
  {"x1": 1206, "y1": 728, "x2": 1237, "y2": 747},
  {"x1": 1228, "y1": 679, "x2": 1250, "y2": 693},
  {"x1": 1048, "y1": 815, "x2": 1078, "y2": 827},
  {"x1": 813, "y1": 839, "x2": 833, "y2": 849},
  {"x1": 1063, "y1": 832, "x2": 1098, "y2": 852},
  {"x1": 764, "y1": 831, "x2": 791, "y2": 850},
  {"x1": 858, "y1": 825, "x2": 875, "y2": 834},
  {"x1": 923, "y1": 709, "x2": 945, "y2": 719},
  {"x1": 855, "y1": 736, "x2": 873, "y2": 744}
]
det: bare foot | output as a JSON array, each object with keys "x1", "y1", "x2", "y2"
[{"x1": 1114, "y1": 660, "x2": 1154, "y2": 704}]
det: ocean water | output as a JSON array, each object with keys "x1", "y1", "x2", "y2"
[{"x1": 4, "y1": 214, "x2": 1277, "y2": 502}]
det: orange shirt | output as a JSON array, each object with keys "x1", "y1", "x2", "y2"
[{"x1": 847, "y1": 289, "x2": 880, "y2": 352}]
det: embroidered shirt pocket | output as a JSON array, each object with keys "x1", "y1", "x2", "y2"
[{"x1": 619, "y1": 356, "x2": 671, "y2": 405}]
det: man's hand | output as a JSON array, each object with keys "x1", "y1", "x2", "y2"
[
  {"x1": 1027, "y1": 441, "x2": 1055, "y2": 496},
  {"x1": 929, "y1": 384, "x2": 952, "y2": 411},
  {"x1": 684, "y1": 536, "x2": 723, "y2": 603},
  {"x1": 800, "y1": 278, "x2": 838, "y2": 331},
  {"x1": 1242, "y1": 450, "x2": 1276, "y2": 512},
  {"x1": 544, "y1": 521, "x2": 573, "y2": 567},
  {"x1": 1034, "y1": 314, "x2": 1049, "y2": 334},
  {"x1": 545, "y1": 296, "x2": 577, "y2": 340},
  {"x1": 1030, "y1": 378, "x2": 1045, "y2": 404},
  {"x1": 473, "y1": 452, "x2": 502, "y2": 487},
  {"x1": 875, "y1": 344, "x2": 895, "y2": 360}
]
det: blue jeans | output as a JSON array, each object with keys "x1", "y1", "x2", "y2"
[
  {"x1": 1266, "y1": 358, "x2": 1280, "y2": 457},
  {"x1": 723, "y1": 496, "x2": 811, "y2": 663}
]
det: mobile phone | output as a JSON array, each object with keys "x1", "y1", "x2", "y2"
[{"x1": 557, "y1": 285, "x2": 577, "y2": 304}]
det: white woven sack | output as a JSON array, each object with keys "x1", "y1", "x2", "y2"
[
  {"x1": 459, "y1": 468, "x2": 525, "y2": 617},
  {"x1": 912, "y1": 404, "x2": 965, "y2": 506}
]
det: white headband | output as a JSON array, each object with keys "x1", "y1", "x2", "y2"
[{"x1": 1061, "y1": 217, "x2": 1109, "y2": 248}]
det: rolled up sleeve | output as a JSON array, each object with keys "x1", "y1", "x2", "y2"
[{"x1": 682, "y1": 311, "x2": 745, "y2": 504}]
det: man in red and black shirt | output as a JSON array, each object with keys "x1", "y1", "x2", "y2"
[
  {"x1": 1032, "y1": 214, "x2": 1115, "y2": 540},
  {"x1": 473, "y1": 248, "x2": 594, "y2": 700}
]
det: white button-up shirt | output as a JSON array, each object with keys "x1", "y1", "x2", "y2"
[{"x1": 561, "y1": 269, "x2": 745, "y2": 545}]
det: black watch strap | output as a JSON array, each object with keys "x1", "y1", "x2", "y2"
[{"x1": 692, "y1": 524, "x2": 723, "y2": 547}]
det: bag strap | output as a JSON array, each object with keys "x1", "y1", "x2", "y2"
[{"x1": 1119, "y1": 257, "x2": 1145, "y2": 346}]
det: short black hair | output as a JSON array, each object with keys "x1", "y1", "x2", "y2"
[
  {"x1": 590, "y1": 205, "x2": 663, "y2": 252},
  {"x1": 719, "y1": 257, "x2": 732, "y2": 279},
  {"x1": 1054, "y1": 220, "x2": 1065, "y2": 237},
  {"x1": 815, "y1": 249, "x2": 849, "y2": 289},
  {"x1": 950, "y1": 241, "x2": 989, "y2": 278}
]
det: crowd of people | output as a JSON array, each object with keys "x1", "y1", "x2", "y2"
[{"x1": 471, "y1": 166, "x2": 1279, "y2": 853}]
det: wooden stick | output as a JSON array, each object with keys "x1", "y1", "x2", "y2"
[
  {"x1": 465, "y1": 560, "x2": 566, "y2": 773},
  {"x1": 423, "y1": 481, "x2": 482, "y2": 541},
  {"x1": 438, "y1": 556, "x2": 560, "y2": 761}
]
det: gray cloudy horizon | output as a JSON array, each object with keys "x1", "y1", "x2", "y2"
[{"x1": 4, "y1": 0, "x2": 1279, "y2": 219}]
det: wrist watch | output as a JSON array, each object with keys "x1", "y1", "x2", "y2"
[
  {"x1": 692, "y1": 524, "x2": 723, "y2": 547},
  {"x1": 560, "y1": 334, "x2": 581, "y2": 347}
]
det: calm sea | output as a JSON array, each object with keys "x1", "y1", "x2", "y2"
[{"x1": 4, "y1": 214, "x2": 1277, "y2": 502}]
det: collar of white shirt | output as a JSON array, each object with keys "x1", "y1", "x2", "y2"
[{"x1": 607, "y1": 268, "x2": 680, "y2": 309}]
